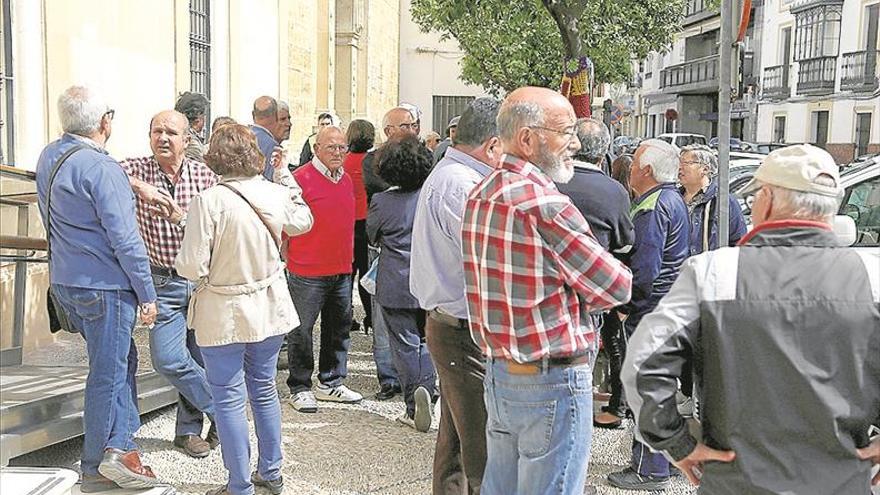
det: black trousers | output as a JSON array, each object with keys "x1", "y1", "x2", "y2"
[
  {"x1": 601, "y1": 311, "x2": 627, "y2": 416},
  {"x1": 352, "y1": 219, "x2": 372, "y2": 328},
  {"x1": 425, "y1": 315, "x2": 486, "y2": 495}
]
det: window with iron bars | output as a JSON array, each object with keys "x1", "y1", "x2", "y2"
[
  {"x1": 190, "y1": 0, "x2": 211, "y2": 130},
  {"x1": 433, "y1": 96, "x2": 475, "y2": 137}
]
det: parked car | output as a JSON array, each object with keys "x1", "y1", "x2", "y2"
[
  {"x1": 709, "y1": 137, "x2": 756, "y2": 152},
  {"x1": 754, "y1": 143, "x2": 788, "y2": 155},
  {"x1": 735, "y1": 155, "x2": 880, "y2": 248},
  {"x1": 612, "y1": 135, "x2": 641, "y2": 156},
  {"x1": 657, "y1": 133, "x2": 707, "y2": 148}
]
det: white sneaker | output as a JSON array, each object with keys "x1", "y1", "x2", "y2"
[
  {"x1": 413, "y1": 386, "x2": 432, "y2": 433},
  {"x1": 315, "y1": 383, "x2": 363, "y2": 404},
  {"x1": 290, "y1": 391, "x2": 317, "y2": 413}
]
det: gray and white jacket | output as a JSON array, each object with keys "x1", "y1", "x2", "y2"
[{"x1": 622, "y1": 220, "x2": 880, "y2": 494}]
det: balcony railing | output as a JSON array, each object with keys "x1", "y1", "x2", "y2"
[
  {"x1": 660, "y1": 55, "x2": 718, "y2": 93},
  {"x1": 797, "y1": 56, "x2": 837, "y2": 95},
  {"x1": 762, "y1": 65, "x2": 790, "y2": 99},
  {"x1": 683, "y1": 0, "x2": 717, "y2": 25},
  {"x1": 840, "y1": 50, "x2": 879, "y2": 93}
]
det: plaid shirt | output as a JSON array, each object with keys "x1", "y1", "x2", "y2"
[
  {"x1": 462, "y1": 155, "x2": 633, "y2": 363},
  {"x1": 119, "y1": 156, "x2": 218, "y2": 268}
]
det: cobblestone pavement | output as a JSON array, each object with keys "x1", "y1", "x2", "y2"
[{"x1": 12, "y1": 304, "x2": 698, "y2": 495}]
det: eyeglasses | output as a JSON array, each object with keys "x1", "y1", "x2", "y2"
[
  {"x1": 104, "y1": 109, "x2": 115, "y2": 121},
  {"x1": 319, "y1": 144, "x2": 349, "y2": 153},
  {"x1": 390, "y1": 123, "x2": 417, "y2": 131},
  {"x1": 529, "y1": 125, "x2": 577, "y2": 139},
  {"x1": 680, "y1": 161, "x2": 705, "y2": 167}
]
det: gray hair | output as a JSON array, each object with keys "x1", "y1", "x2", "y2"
[
  {"x1": 497, "y1": 100, "x2": 544, "y2": 141},
  {"x1": 638, "y1": 139, "x2": 680, "y2": 183},
  {"x1": 277, "y1": 100, "x2": 290, "y2": 113},
  {"x1": 455, "y1": 97, "x2": 500, "y2": 147},
  {"x1": 680, "y1": 144, "x2": 717, "y2": 177},
  {"x1": 573, "y1": 118, "x2": 610, "y2": 164},
  {"x1": 57, "y1": 86, "x2": 109, "y2": 136},
  {"x1": 764, "y1": 175, "x2": 842, "y2": 221}
]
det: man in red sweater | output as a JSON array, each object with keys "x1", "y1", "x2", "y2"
[{"x1": 286, "y1": 126, "x2": 364, "y2": 413}]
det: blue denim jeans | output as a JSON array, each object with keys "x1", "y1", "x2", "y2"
[
  {"x1": 150, "y1": 272, "x2": 214, "y2": 436},
  {"x1": 380, "y1": 306, "x2": 435, "y2": 416},
  {"x1": 286, "y1": 273, "x2": 353, "y2": 393},
  {"x1": 482, "y1": 358, "x2": 593, "y2": 495},
  {"x1": 52, "y1": 285, "x2": 140, "y2": 476},
  {"x1": 371, "y1": 297, "x2": 399, "y2": 388},
  {"x1": 201, "y1": 335, "x2": 284, "y2": 495}
]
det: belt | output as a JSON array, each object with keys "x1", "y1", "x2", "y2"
[
  {"x1": 427, "y1": 309, "x2": 468, "y2": 330},
  {"x1": 503, "y1": 353, "x2": 590, "y2": 375},
  {"x1": 150, "y1": 265, "x2": 179, "y2": 278}
]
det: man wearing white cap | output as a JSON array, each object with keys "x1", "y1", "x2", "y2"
[{"x1": 620, "y1": 144, "x2": 880, "y2": 493}]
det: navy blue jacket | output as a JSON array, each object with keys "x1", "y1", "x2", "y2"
[
  {"x1": 250, "y1": 124, "x2": 278, "y2": 182},
  {"x1": 366, "y1": 188, "x2": 421, "y2": 309},
  {"x1": 35, "y1": 134, "x2": 156, "y2": 304},
  {"x1": 557, "y1": 163, "x2": 634, "y2": 253},
  {"x1": 682, "y1": 180, "x2": 748, "y2": 256},
  {"x1": 622, "y1": 183, "x2": 689, "y2": 323}
]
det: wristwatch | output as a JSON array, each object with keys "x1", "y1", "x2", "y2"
[{"x1": 177, "y1": 216, "x2": 187, "y2": 229}]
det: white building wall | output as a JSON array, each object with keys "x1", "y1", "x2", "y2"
[
  {"x1": 757, "y1": 0, "x2": 880, "y2": 161},
  {"x1": 398, "y1": 0, "x2": 490, "y2": 135}
]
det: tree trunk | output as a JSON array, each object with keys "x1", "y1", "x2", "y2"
[{"x1": 541, "y1": 0, "x2": 587, "y2": 58}]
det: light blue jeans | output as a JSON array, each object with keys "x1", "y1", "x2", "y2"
[
  {"x1": 482, "y1": 358, "x2": 593, "y2": 495},
  {"x1": 201, "y1": 335, "x2": 285, "y2": 495},
  {"x1": 52, "y1": 285, "x2": 140, "y2": 476},
  {"x1": 149, "y1": 272, "x2": 214, "y2": 436}
]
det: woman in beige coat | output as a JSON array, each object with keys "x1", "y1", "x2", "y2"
[{"x1": 175, "y1": 124, "x2": 312, "y2": 495}]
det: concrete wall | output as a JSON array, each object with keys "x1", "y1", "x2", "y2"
[{"x1": 398, "y1": 0, "x2": 490, "y2": 136}]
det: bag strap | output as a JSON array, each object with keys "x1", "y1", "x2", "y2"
[
  {"x1": 217, "y1": 182, "x2": 282, "y2": 253},
  {"x1": 702, "y1": 197, "x2": 713, "y2": 252},
  {"x1": 46, "y1": 145, "x2": 88, "y2": 261}
]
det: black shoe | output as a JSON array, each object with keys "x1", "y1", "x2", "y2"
[
  {"x1": 251, "y1": 471, "x2": 284, "y2": 495},
  {"x1": 375, "y1": 383, "x2": 401, "y2": 401},
  {"x1": 607, "y1": 467, "x2": 669, "y2": 491}
]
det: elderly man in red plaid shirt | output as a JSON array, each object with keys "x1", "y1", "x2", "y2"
[{"x1": 462, "y1": 87, "x2": 633, "y2": 495}]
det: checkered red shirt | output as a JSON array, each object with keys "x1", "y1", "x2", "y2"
[
  {"x1": 462, "y1": 154, "x2": 633, "y2": 363},
  {"x1": 119, "y1": 156, "x2": 218, "y2": 268}
]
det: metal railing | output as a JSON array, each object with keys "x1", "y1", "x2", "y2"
[
  {"x1": 660, "y1": 55, "x2": 719, "y2": 92},
  {"x1": 797, "y1": 55, "x2": 837, "y2": 95},
  {"x1": 762, "y1": 64, "x2": 791, "y2": 99},
  {"x1": 840, "y1": 50, "x2": 879, "y2": 93}
]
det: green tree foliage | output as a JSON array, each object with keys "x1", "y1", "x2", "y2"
[{"x1": 411, "y1": 0, "x2": 687, "y2": 94}]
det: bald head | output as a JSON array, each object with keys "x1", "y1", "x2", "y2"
[
  {"x1": 314, "y1": 125, "x2": 347, "y2": 172},
  {"x1": 382, "y1": 107, "x2": 416, "y2": 140},
  {"x1": 149, "y1": 110, "x2": 191, "y2": 170},
  {"x1": 252, "y1": 96, "x2": 279, "y2": 129},
  {"x1": 496, "y1": 86, "x2": 580, "y2": 182}
]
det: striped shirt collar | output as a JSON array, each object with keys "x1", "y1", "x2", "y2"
[{"x1": 312, "y1": 156, "x2": 345, "y2": 183}]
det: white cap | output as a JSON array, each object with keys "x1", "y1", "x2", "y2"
[{"x1": 741, "y1": 144, "x2": 841, "y2": 197}]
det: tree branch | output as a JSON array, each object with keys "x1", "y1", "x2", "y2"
[{"x1": 541, "y1": 0, "x2": 585, "y2": 58}]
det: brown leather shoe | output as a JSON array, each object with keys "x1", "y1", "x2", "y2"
[
  {"x1": 593, "y1": 411, "x2": 624, "y2": 429},
  {"x1": 80, "y1": 473, "x2": 120, "y2": 493},
  {"x1": 174, "y1": 434, "x2": 211, "y2": 458},
  {"x1": 97, "y1": 449, "x2": 159, "y2": 490},
  {"x1": 205, "y1": 424, "x2": 220, "y2": 449}
]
